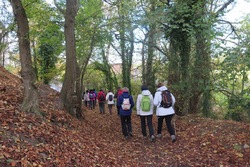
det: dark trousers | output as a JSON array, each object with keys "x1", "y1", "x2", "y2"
[
  {"x1": 120, "y1": 115, "x2": 132, "y2": 137},
  {"x1": 89, "y1": 100, "x2": 94, "y2": 109},
  {"x1": 157, "y1": 114, "x2": 175, "y2": 136},
  {"x1": 116, "y1": 103, "x2": 120, "y2": 115},
  {"x1": 84, "y1": 100, "x2": 88, "y2": 107},
  {"x1": 140, "y1": 115, "x2": 154, "y2": 137},
  {"x1": 99, "y1": 102, "x2": 105, "y2": 113}
]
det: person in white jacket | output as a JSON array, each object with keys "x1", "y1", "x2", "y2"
[
  {"x1": 106, "y1": 90, "x2": 115, "y2": 115},
  {"x1": 153, "y1": 82, "x2": 176, "y2": 142},
  {"x1": 136, "y1": 85, "x2": 155, "y2": 142}
]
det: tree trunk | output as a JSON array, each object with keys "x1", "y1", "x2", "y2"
[
  {"x1": 168, "y1": 27, "x2": 191, "y2": 116},
  {"x1": 119, "y1": 15, "x2": 126, "y2": 87},
  {"x1": 10, "y1": 0, "x2": 40, "y2": 114},
  {"x1": 190, "y1": 0, "x2": 212, "y2": 116},
  {"x1": 117, "y1": 2, "x2": 134, "y2": 91},
  {"x1": 127, "y1": 27, "x2": 134, "y2": 91},
  {"x1": 60, "y1": 0, "x2": 83, "y2": 119},
  {"x1": 0, "y1": 26, "x2": 6, "y2": 67},
  {"x1": 145, "y1": 0, "x2": 156, "y2": 93}
]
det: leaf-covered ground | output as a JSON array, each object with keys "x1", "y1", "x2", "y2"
[{"x1": 0, "y1": 66, "x2": 250, "y2": 167}]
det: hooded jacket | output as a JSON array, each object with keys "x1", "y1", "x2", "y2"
[
  {"x1": 106, "y1": 92, "x2": 115, "y2": 105},
  {"x1": 136, "y1": 90, "x2": 154, "y2": 116},
  {"x1": 117, "y1": 91, "x2": 134, "y2": 116},
  {"x1": 153, "y1": 86, "x2": 176, "y2": 116}
]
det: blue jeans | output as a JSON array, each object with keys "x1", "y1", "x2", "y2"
[
  {"x1": 140, "y1": 115, "x2": 154, "y2": 137},
  {"x1": 157, "y1": 114, "x2": 175, "y2": 136},
  {"x1": 120, "y1": 115, "x2": 132, "y2": 137}
]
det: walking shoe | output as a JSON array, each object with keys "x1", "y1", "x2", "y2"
[
  {"x1": 129, "y1": 132, "x2": 133, "y2": 137},
  {"x1": 124, "y1": 136, "x2": 129, "y2": 140},
  {"x1": 171, "y1": 135, "x2": 176, "y2": 142},
  {"x1": 143, "y1": 136, "x2": 147, "y2": 139},
  {"x1": 150, "y1": 135, "x2": 155, "y2": 142},
  {"x1": 157, "y1": 134, "x2": 162, "y2": 138}
]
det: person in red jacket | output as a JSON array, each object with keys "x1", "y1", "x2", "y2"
[
  {"x1": 97, "y1": 89, "x2": 106, "y2": 114},
  {"x1": 114, "y1": 86, "x2": 123, "y2": 115}
]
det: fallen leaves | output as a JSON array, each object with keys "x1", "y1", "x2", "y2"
[{"x1": 0, "y1": 66, "x2": 250, "y2": 166}]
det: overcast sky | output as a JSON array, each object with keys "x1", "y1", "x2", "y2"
[{"x1": 224, "y1": 0, "x2": 250, "y2": 22}]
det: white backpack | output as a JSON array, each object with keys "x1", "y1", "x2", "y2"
[{"x1": 121, "y1": 97, "x2": 131, "y2": 110}]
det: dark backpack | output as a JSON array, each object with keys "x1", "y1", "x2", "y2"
[
  {"x1": 108, "y1": 94, "x2": 113, "y2": 101},
  {"x1": 160, "y1": 90, "x2": 172, "y2": 108},
  {"x1": 99, "y1": 93, "x2": 105, "y2": 101}
]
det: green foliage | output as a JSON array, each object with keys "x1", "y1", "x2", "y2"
[
  {"x1": 75, "y1": 0, "x2": 110, "y2": 73},
  {"x1": 82, "y1": 65, "x2": 106, "y2": 91},
  {"x1": 226, "y1": 95, "x2": 250, "y2": 122},
  {"x1": 225, "y1": 107, "x2": 244, "y2": 122},
  {"x1": 92, "y1": 61, "x2": 115, "y2": 90},
  {"x1": 130, "y1": 78, "x2": 143, "y2": 97},
  {"x1": 20, "y1": 0, "x2": 64, "y2": 84},
  {"x1": 163, "y1": 2, "x2": 194, "y2": 39},
  {"x1": 38, "y1": 43, "x2": 58, "y2": 84}
]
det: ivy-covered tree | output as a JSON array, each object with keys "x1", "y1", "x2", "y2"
[{"x1": 23, "y1": 0, "x2": 64, "y2": 84}]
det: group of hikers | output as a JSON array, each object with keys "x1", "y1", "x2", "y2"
[
  {"x1": 82, "y1": 89, "x2": 115, "y2": 114},
  {"x1": 82, "y1": 82, "x2": 176, "y2": 143}
]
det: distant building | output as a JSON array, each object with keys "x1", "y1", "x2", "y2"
[
  {"x1": 111, "y1": 63, "x2": 141, "y2": 79},
  {"x1": 111, "y1": 63, "x2": 122, "y2": 74}
]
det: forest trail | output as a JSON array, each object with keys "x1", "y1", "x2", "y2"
[{"x1": 0, "y1": 66, "x2": 250, "y2": 166}]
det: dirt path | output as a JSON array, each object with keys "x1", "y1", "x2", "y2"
[{"x1": 0, "y1": 66, "x2": 249, "y2": 166}]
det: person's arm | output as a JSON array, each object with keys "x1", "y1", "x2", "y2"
[
  {"x1": 117, "y1": 96, "x2": 122, "y2": 107},
  {"x1": 171, "y1": 93, "x2": 176, "y2": 106},
  {"x1": 136, "y1": 95, "x2": 141, "y2": 114},
  {"x1": 97, "y1": 93, "x2": 100, "y2": 101},
  {"x1": 106, "y1": 93, "x2": 109, "y2": 101},
  {"x1": 130, "y1": 96, "x2": 135, "y2": 109},
  {"x1": 150, "y1": 94, "x2": 154, "y2": 111},
  {"x1": 153, "y1": 92, "x2": 160, "y2": 106},
  {"x1": 114, "y1": 92, "x2": 118, "y2": 98}
]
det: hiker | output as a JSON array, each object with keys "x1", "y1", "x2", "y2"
[
  {"x1": 114, "y1": 86, "x2": 123, "y2": 115},
  {"x1": 136, "y1": 85, "x2": 155, "y2": 142},
  {"x1": 97, "y1": 89, "x2": 106, "y2": 114},
  {"x1": 153, "y1": 82, "x2": 176, "y2": 142},
  {"x1": 83, "y1": 90, "x2": 90, "y2": 107},
  {"x1": 89, "y1": 89, "x2": 96, "y2": 110},
  {"x1": 93, "y1": 89, "x2": 98, "y2": 107},
  {"x1": 106, "y1": 90, "x2": 115, "y2": 115},
  {"x1": 117, "y1": 87, "x2": 134, "y2": 139}
]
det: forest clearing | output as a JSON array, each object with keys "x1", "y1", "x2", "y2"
[{"x1": 0, "y1": 64, "x2": 249, "y2": 166}]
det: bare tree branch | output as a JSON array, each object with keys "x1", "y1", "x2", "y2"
[
  {"x1": 215, "y1": 0, "x2": 234, "y2": 18},
  {"x1": 217, "y1": 19, "x2": 239, "y2": 38}
]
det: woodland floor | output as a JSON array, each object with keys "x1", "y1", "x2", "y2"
[{"x1": 0, "y1": 66, "x2": 250, "y2": 167}]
